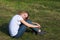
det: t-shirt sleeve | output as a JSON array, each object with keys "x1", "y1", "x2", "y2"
[{"x1": 17, "y1": 16, "x2": 23, "y2": 21}]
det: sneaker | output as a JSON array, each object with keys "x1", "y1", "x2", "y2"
[{"x1": 37, "y1": 30, "x2": 46, "y2": 35}]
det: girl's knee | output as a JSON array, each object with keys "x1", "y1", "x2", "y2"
[{"x1": 26, "y1": 20, "x2": 32, "y2": 24}]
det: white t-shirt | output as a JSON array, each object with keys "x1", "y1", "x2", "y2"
[{"x1": 9, "y1": 15, "x2": 23, "y2": 36}]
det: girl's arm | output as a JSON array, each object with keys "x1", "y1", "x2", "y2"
[{"x1": 20, "y1": 19, "x2": 40, "y2": 28}]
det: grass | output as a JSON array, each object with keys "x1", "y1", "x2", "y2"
[{"x1": 0, "y1": 0, "x2": 60, "y2": 40}]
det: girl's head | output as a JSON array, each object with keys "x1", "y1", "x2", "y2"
[{"x1": 18, "y1": 11, "x2": 29, "y2": 20}]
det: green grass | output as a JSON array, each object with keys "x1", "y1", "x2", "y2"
[{"x1": 0, "y1": 0, "x2": 60, "y2": 40}]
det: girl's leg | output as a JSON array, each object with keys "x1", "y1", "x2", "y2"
[
  {"x1": 13, "y1": 23, "x2": 27, "y2": 38},
  {"x1": 13, "y1": 19, "x2": 38, "y2": 38},
  {"x1": 26, "y1": 20, "x2": 41, "y2": 33}
]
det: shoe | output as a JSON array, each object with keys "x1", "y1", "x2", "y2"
[{"x1": 37, "y1": 30, "x2": 46, "y2": 35}]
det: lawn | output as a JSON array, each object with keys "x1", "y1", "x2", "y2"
[{"x1": 0, "y1": 0, "x2": 60, "y2": 40}]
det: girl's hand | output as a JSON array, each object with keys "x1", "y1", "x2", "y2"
[
  {"x1": 32, "y1": 22, "x2": 41, "y2": 28},
  {"x1": 35, "y1": 25, "x2": 41, "y2": 28},
  {"x1": 35, "y1": 23, "x2": 41, "y2": 28}
]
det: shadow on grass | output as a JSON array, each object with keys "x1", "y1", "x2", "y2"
[
  {"x1": 0, "y1": 23, "x2": 35, "y2": 36},
  {"x1": 0, "y1": 23, "x2": 9, "y2": 36},
  {"x1": 0, "y1": 22, "x2": 47, "y2": 37}
]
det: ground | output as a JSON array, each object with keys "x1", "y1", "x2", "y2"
[{"x1": 0, "y1": 0, "x2": 60, "y2": 40}]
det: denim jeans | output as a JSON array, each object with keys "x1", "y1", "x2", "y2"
[{"x1": 13, "y1": 20, "x2": 39, "y2": 38}]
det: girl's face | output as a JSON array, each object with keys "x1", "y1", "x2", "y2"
[{"x1": 21, "y1": 13, "x2": 28, "y2": 20}]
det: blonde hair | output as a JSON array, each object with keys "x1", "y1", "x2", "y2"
[
  {"x1": 18, "y1": 11, "x2": 29, "y2": 15},
  {"x1": 18, "y1": 10, "x2": 29, "y2": 19}
]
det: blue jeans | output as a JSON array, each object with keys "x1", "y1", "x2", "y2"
[{"x1": 13, "y1": 20, "x2": 39, "y2": 38}]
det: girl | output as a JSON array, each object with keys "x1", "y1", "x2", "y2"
[{"x1": 9, "y1": 11, "x2": 44, "y2": 38}]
